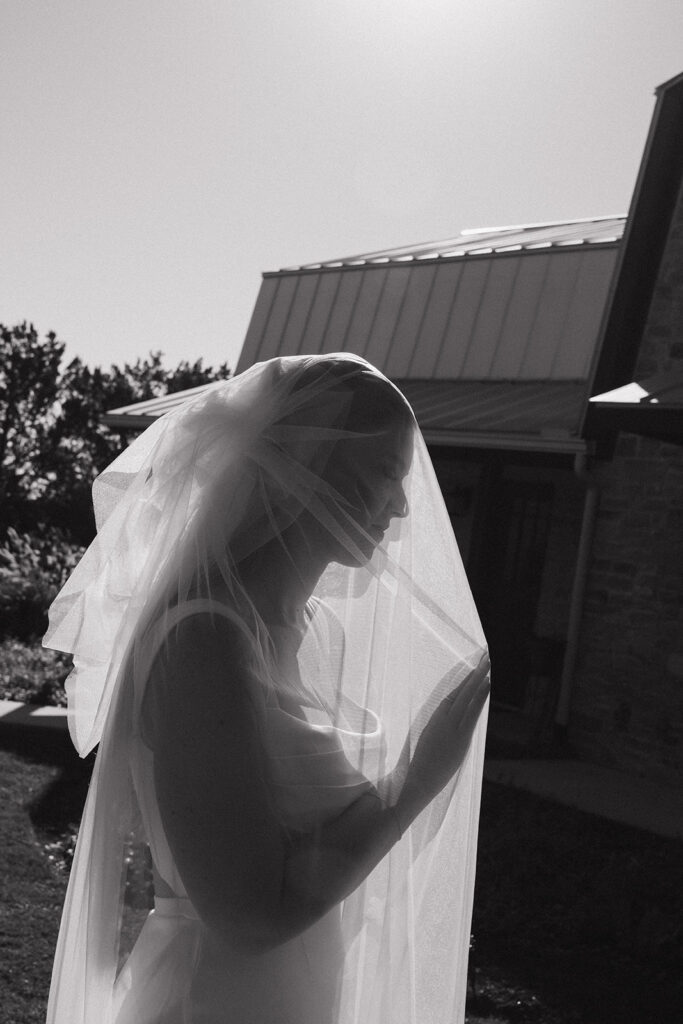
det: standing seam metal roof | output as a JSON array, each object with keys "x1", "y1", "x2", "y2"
[{"x1": 237, "y1": 219, "x2": 623, "y2": 386}]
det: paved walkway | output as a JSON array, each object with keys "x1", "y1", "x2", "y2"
[
  {"x1": 2, "y1": 698, "x2": 681, "y2": 840},
  {"x1": 484, "y1": 758, "x2": 683, "y2": 840},
  {"x1": 0, "y1": 698, "x2": 68, "y2": 731}
]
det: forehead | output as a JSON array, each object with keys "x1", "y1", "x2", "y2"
[{"x1": 345, "y1": 423, "x2": 414, "y2": 474}]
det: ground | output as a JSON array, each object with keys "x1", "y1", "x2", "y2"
[{"x1": 1, "y1": 724, "x2": 681, "y2": 1024}]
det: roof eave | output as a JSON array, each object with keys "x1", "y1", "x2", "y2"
[
  {"x1": 585, "y1": 404, "x2": 683, "y2": 447},
  {"x1": 421, "y1": 429, "x2": 587, "y2": 455}
]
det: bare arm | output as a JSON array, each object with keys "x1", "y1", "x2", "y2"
[{"x1": 149, "y1": 614, "x2": 488, "y2": 953}]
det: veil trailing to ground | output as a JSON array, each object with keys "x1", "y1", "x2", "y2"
[{"x1": 44, "y1": 353, "x2": 488, "y2": 1024}]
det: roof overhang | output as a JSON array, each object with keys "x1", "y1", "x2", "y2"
[
  {"x1": 586, "y1": 371, "x2": 683, "y2": 445},
  {"x1": 101, "y1": 382, "x2": 220, "y2": 430},
  {"x1": 399, "y1": 379, "x2": 587, "y2": 454}
]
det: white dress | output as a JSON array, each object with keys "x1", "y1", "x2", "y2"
[{"x1": 113, "y1": 600, "x2": 373, "y2": 1024}]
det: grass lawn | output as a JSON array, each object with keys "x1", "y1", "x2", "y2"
[
  {"x1": 1, "y1": 725, "x2": 681, "y2": 1024},
  {"x1": 0, "y1": 744, "x2": 67, "y2": 1024}
]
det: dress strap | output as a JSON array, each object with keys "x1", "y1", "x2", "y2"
[
  {"x1": 158, "y1": 597, "x2": 249, "y2": 634},
  {"x1": 144, "y1": 597, "x2": 255, "y2": 669},
  {"x1": 136, "y1": 597, "x2": 256, "y2": 749}
]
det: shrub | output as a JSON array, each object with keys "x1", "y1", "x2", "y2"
[
  {"x1": 0, "y1": 638, "x2": 71, "y2": 706},
  {"x1": 0, "y1": 527, "x2": 84, "y2": 641}
]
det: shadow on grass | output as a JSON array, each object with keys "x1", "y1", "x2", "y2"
[{"x1": 0, "y1": 723, "x2": 94, "y2": 852}]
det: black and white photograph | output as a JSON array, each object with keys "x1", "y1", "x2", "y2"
[{"x1": 1, "y1": 3, "x2": 682, "y2": 1022}]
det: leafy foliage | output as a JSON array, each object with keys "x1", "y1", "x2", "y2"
[
  {"x1": 0, "y1": 322, "x2": 231, "y2": 643},
  {"x1": 0, "y1": 322, "x2": 231, "y2": 541},
  {"x1": 0, "y1": 528, "x2": 84, "y2": 641},
  {"x1": 0, "y1": 323, "x2": 64, "y2": 514},
  {"x1": 0, "y1": 638, "x2": 72, "y2": 706}
]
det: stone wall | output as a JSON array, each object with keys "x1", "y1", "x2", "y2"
[
  {"x1": 532, "y1": 469, "x2": 584, "y2": 641},
  {"x1": 569, "y1": 433, "x2": 683, "y2": 783},
  {"x1": 568, "y1": 177, "x2": 683, "y2": 785}
]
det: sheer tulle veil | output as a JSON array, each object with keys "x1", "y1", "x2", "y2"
[{"x1": 44, "y1": 353, "x2": 488, "y2": 1024}]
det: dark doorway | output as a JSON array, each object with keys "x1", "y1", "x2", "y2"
[{"x1": 469, "y1": 471, "x2": 554, "y2": 708}]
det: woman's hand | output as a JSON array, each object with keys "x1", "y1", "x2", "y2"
[{"x1": 395, "y1": 653, "x2": 490, "y2": 830}]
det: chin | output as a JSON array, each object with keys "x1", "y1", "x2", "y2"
[
  {"x1": 331, "y1": 536, "x2": 377, "y2": 569},
  {"x1": 333, "y1": 549, "x2": 370, "y2": 569}
]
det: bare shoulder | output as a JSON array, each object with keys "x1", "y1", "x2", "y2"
[{"x1": 144, "y1": 608, "x2": 266, "y2": 754}]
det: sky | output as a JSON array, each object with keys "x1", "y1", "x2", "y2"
[{"x1": 3, "y1": 0, "x2": 683, "y2": 374}]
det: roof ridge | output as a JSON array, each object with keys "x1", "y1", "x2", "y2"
[
  {"x1": 284, "y1": 215, "x2": 627, "y2": 272},
  {"x1": 460, "y1": 214, "x2": 626, "y2": 236}
]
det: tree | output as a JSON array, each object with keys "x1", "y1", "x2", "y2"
[
  {"x1": 0, "y1": 323, "x2": 64, "y2": 523},
  {"x1": 0, "y1": 324, "x2": 231, "y2": 540},
  {"x1": 47, "y1": 352, "x2": 231, "y2": 539}
]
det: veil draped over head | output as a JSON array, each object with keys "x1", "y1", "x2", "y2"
[{"x1": 44, "y1": 353, "x2": 488, "y2": 1024}]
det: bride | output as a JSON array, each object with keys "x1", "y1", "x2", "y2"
[{"x1": 44, "y1": 354, "x2": 489, "y2": 1024}]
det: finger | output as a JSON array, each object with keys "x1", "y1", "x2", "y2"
[
  {"x1": 464, "y1": 660, "x2": 491, "y2": 702},
  {"x1": 448, "y1": 658, "x2": 490, "y2": 702},
  {"x1": 446, "y1": 668, "x2": 490, "y2": 724},
  {"x1": 470, "y1": 672, "x2": 491, "y2": 708},
  {"x1": 456, "y1": 679, "x2": 490, "y2": 736},
  {"x1": 473, "y1": 651, "x2": 491, "y2": 678},
  {"x1": 462, "y1": 652, "x2": 490, "y2": 685},
  {"x1": 438, "y1": 653, "x2": 490, "y2": 717},
  {"x1": 442, "y1": 675, "x2": 478, "y2": 708}
]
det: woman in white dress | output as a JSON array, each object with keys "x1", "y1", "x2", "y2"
[{"x1": 44, "y1": 354, "x2": 489, "y2": 1024}]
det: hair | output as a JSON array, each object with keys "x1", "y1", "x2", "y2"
[{"x1": 289, "y1": 355, "x2": 415, "y2": 435}]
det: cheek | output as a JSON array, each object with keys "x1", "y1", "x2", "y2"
[{"x1": 358, "y1": 480, "x2": 397, "y2": 520}]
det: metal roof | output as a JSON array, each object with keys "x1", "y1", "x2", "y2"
[
  {"x1": 283, "y1": 216, "x2": 625, "y2": 271},
  {"x1": 237, "y1": 224, "x2": 621, "y2": 386}
]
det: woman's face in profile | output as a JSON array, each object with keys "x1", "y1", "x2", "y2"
[{"x1": 326, "y1": 421, "x2": 413, "y2": 566}]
